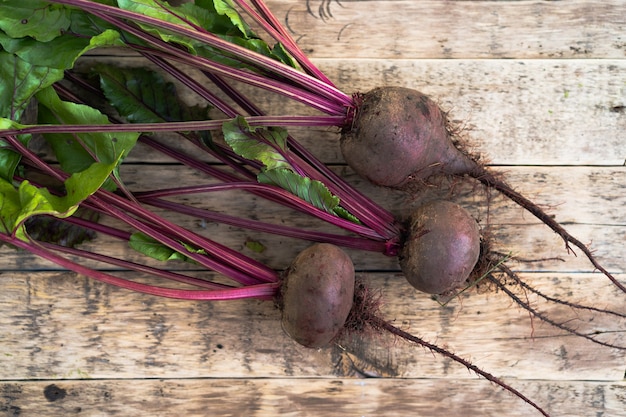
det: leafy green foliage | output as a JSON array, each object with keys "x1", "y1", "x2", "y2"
[
  {"x1": 129, "y1": 232, "x2": 189, "y2": 262},
  {"x1": 0, "y1": 158, "x2": 121, "y2": 239},
  {"x1": 258, "y1": 168, "x2": 360, "y2": 223},
  {"x1": 116, "y1": 0, "x2": 296, "y2": 69},
  {"x1": 0, "y1": 29, "x2": 121, "y2": 71},
  {"x1": 0, "y1": 0, "x2": 71, "y2": 42},
  {"x1": 0, "y1": 50, "x2": 63, "y2": 121},
  {"x1": 198, "y1": 0, "x2": 253, "y2": 37},
  {"x1": 223, "y1": 117, "x2": 359, "y2": 223},
  {"x1": 0, "y1": 84, "x2": 140, "y2": 238},
  {"x1": 258, "y1": 168, "x2": 339, "y2": 213},
  {"x1": 222, "y1": 116, "x2": 289, "y2": 171},
  {"x1": 0, "y1": 119, "x2": 32, "y2": 182},
  {"x1": 97, "y1": 65, "x2": 211, "y2": 123},
  {"x1": 36, "y1": 86, "x2": 139, "y2": 185},
  {"x1": 129, "y1": 232, "x2": 206, "y2": 263},
  {"x1": 0, "y1": 5, "x2": 122, "y2": 183},
  {"x1": 116, "y1": 0, "x2": 205, "y2": 53},
  {"x1": 0, "y1": 25, "x2": 121, "y2": 123}
]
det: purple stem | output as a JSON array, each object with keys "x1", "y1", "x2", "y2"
[
  {"x1": 232, "y1": 0, "x2": 335, "y2": 86},
  {"x1": 3, "y1": 116, "x2": 343, "y2": 136},
  {"x1": 0, "y1": 233, "x2": 279, "y2": 300},
  {"x1": 137, "y1": 136, "x2": 390, "y2": 241},
  {"x1": 132, "y1": 182, "x2": 386, "y2": 240},
  {"x1": 38, "y1": 239, "x2": 234, "y2": 291},
  {"x1": 139, "y1": 53, "x2": 400, "y2": 241},
  {"x1": 138, "y1": 195, "x2": 388, "y2": 253},
  {"x1": 138, "y1": 135, "x2": 258, "y2": 183},
  {"x1": 53, "y1": 211, "x2": 132, "y2": 241},
  {"x1": 142, "y1": 53, "x2": 237, "y2": 117},
  {"x1": 203, "y1": 71, "x2": 265, "y2": 116},
  {"x1": 44, "y1": 0, "x2": 352, "y2": 111},
  {"x1": 89, "y1": 190, "x2": 279, "y2": 285},
  {"x1": 5, "y1": 135, "x2": 279, "y2": 286},
  {"x1": 195, "y1": 73, "x2": 401, "y2": 240}
]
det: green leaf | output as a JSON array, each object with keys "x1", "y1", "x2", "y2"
[
  {"x1": 35, "y1": 86, "x2": 139, "y2": 183},
  {"x1": 332, "y1": 205, "x2": 362, "y2": 224},
  {"x1": 208, "y1": 0, "x2": 253, "y2": 36},
  {"x1": 0, "y1": 107, "x2": 127, "y2": 240},
  {"x1": 117, "y1": 0, "x2": 204, "y2": 53},
  {"x1": 129, "y1": 232, "x2": 189, "y2": 262},
  {"x1": 128, "y1": 232, "x2": 205, "y2": 263},
  {"x1": 258, "y1": 168, "x2": 361, "y2": 224},
  {"x1": 0, "y1": 50, "x2": 63, "y2": 120},
  {"x1": 0, "y1": 12, "x2": 120, "y2": 121},
  {"x1": 0, "y1": 158, "x2": 120, "y2": 239},
  {"x1": 99, "y1": 65, "x2": 177, "y2": 123},
  {"x1": 0, "y1": 119, "x2": 32, "y2": 182},
  {"x1": 258, "y1": 168, "x2": 339, "y2": 214},
  {"x1": 67, "y1": 5, "x2": 135, "y2": 40},
  {"x1": 0, "y1": 0, "x2": 71, "y2": 42},
  {"x1": 115, "y1": 0, "x2": 296, "y2": 69},
  {"x1": 271, "y1": 42, "x2": 298, "y2": 69},
  {"x1": 222, "y1": 117, "x2": 360, "y2": 223},
  {"x1": 0, "y1": 29, "x2": 122, "y2": 70},
  {"x1": 222, "y1": 116, "x2": 290, "y2": 171},
  {"x1": 97, "y1": 65, "x2": 210, "y2": 123},
  {"x1": 0, "y1": 146, "x2": 21, "y2": 184},
  {"x1": 0, "y1": 178, "x2": 23, "y2": 234},
  {"x1": 190, "y1": 0, "x2": 252, "y2": 38},
  {"x1": 194, "y1": 0, "x2": 297, "y2": 67}
]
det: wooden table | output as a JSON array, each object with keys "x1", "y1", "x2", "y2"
[{"x1": 1, "y1": 1, "x2": 624, "y2": 416}]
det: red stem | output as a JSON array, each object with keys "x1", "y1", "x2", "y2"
[{"x1": 0, "y1": 233, "x2": 279, "y2": 300}]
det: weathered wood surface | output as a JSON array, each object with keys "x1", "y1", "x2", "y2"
[
  {"x1": 1, "y1": 380, "x2": 625, "y2": 417},
  {"x1": 78, "y1": 58, "x2": 626, "y2": 166},
  {"x1": 1, "y1": 166, "x2": 624, "y2": 273},
  {"x1": 1, "y1": 1, "x2": 625, "y2": 416},
  {"x1": 1, "y1": 270, "x2": 624, "y2": 378},
  {"x1": 1, "y1": 270, "x2": 625, "y2": 416},
  {"x1": 267, "y1": 0, "x2": 626, "y2": 59}
]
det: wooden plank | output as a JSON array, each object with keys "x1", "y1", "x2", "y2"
[
  {"x1": 316, "y1": 59, "x2": 626, "y2": 166},
  {"x1": 0, "y1": 272, "x2": 623, "y2": 381},
  {"x1": 1, "y1": 379, "x2": 625, "y2": 417},
  {"x1": 1, "y1": 2, "x2": 625, "y2": 417},
  {"x1": 264, "y1": 0, "x2": 626, "y2": 59},
  {"x1": 72, "y1": 58, "x2": 626, "y2": 166},
  {"x1": 1, "y1": 166, "x2": 623, "y2": 273}
]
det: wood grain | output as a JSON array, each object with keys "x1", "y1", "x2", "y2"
[
  {"x1": 1, "y1": 166, "x2": 623, "y2": 273},
  {"x1": 0, "y1": 272, "x2": 624, "y2": 381},
  {"x1": 0, "y1": 1, "x2": 624, "y2": 416},
  {"x1": 265, "y1": 0, "x2": 626, "y2": 59},
  {"x1": 73, "y1": 58, "x2": 626, "y2": 166},
  {"x1": 1, "y1": 379, "x2": 625, "y2": 417}
]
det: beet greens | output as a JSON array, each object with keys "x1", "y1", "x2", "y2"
[{"x1": 1, "y1": 1, "x2": 624, "y2": 416}]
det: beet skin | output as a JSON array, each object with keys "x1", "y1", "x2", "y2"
[
  {"x1": 340, "y1": 86, "x2": 476, "y2": 187},
  {"x1": 280, "y1": 243, "x2": 355, "y2": 348},
  {"x1": 399, "y1": 200, "x2": 481, "y2": 295}
]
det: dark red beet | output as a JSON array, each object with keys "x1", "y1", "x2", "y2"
[
  {"x1": 280, "y1": 243, "x2": 355, "y2": 348},
  {"x1": 342, "y1": 86, "x2": 624, "y2": 294},
  {"x1": 340, "y1": 86, "x2": 476, "y2": 187},
  {"x1": 399, "y1": 200, "x2": 481, "y2": 294}
]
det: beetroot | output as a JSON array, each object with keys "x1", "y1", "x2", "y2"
[
  {"x1": 399, "y1": 200, "x2": 481, "y2": 294},
  {"x1": 341, "y1": 86, "x2": 476, "y2": 187},
  {"x1": 342, "y1": 86, "x2": 624, "y2": 294},
  {"x1": 280, "y1": 243, "x2": 355, "y2": 348}
]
